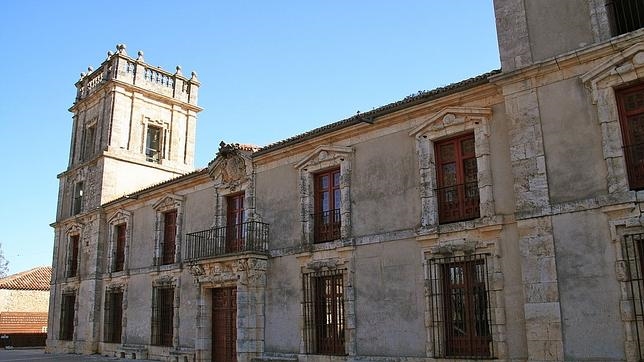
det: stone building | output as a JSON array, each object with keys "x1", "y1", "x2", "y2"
[
  {"x1": 0, "y1": 266, "x2": 51, "y2": 347},
  {"x1": 47, "y1": 1, "x2": 644, "y2": 361}
]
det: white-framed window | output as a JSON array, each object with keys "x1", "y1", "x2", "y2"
[{"x1": 142, "y1": 119, "x2": 169, "y2": 164}]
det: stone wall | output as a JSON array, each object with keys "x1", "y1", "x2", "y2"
[{"x1": 0, "y1": 290, "x2": 49, "y2": 313}]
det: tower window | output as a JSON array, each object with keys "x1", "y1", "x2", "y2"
[
  {"x1": 146, "y1": 125, "x2": 163, "y2": 163},
  {"x1": 83, "y1": 125, "x2": 96, "y2": 161},
  {"x1": 72, "y1": 182, "x2": 83, "y2": 216}
]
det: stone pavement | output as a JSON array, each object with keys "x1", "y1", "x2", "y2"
[{"x1": 0, "y1": 348, "x2": 156, "y2": 361}]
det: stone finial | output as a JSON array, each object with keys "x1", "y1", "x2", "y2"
[
  {"x1": 189, "y1": 71, "x2": 200, "y2": 84},
  {"x1": 106, "y1": 51, "x2": 113, "y2": 60},
  {"x1": 116, "y1": 44, "x2": 127, "y2": 55},
  {"x1": 136, "y1": 50, "x2": 144, "y2": 62},
  {"x1": 175, "y1": 65, "x2": 183, "y2": 76},
  {"x1": 80, "y1": 72, "x2": 86, "y2": 80},
  {"x1": 87, "y1": 66, "x2": 93, "y2": 73}
]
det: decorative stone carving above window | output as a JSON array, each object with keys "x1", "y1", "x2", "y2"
[
  {"x1": 65, "y1": 222, "x2": 83, "y2": 237},
  {"x1": 294, "y1": 145, "x2": 354, "y2": 245},
  {"x1": 581, "y1": 43, "x2": 644, "y2": 195},
  {"x1": 409, "y1": 106, "x2": 495, "y2": 231},
  {"x1": 208, "y1": 142, "x2": 257, "y2": 228},
  {"x1": 152, "y1": 274, "x2": 177, "y2": 288}
]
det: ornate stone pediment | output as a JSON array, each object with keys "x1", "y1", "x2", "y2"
[
  {"x1": 107, "y1": 209, "x2": 132, "y2": 225},
  {"x1": 188, "y1": 256, "x2": 268, "y2": 286},
  {"x1": 65, "y1": 222, "x2": 83, "y2": 236},
  {"x1": 294, "y1": 145, "x2": 353, "y2": 171},
  {"x1": 208, "y1": 142, "x2": 254, "y2": 190},
  {"x1": 409, "y1": 106, "x2": 492, "y2": 139},
  {"x1": 152, "y1": 193, "x2": 183, "y2": 211},
  {"x1": 581, "y1": 43, "x2": 644, "y2": 102},
  {"x1": 152, "y1": 274, "x2": 176, "y2": 287}
]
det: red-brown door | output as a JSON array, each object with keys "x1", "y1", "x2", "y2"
[{"x1": 212, "y1": 287, "x2": 237, "y2": 362}]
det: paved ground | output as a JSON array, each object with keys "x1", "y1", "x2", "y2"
[{"x1": 0, "y1": 348, "x2": 156, "y2": 361}]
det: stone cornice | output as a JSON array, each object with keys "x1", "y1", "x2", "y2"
[
  {"x1": 490, "y1": 28, "x2": 644, "y2": 86},
  {"x1": 68, "y1": 79, "x2": 203, "y2": 114},
  {"x1": 253, "y1": 83, "x2": 500, "y2": 166}
]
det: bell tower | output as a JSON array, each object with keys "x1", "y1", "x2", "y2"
[
  {"x1": 58, "y1": 44, "x2": 202, "y2": 219},
  {"x1": 48, "y1": 44, "x2": 202, "y2": 353}
]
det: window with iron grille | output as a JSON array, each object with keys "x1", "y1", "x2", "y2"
[
  {"x1": 60, "y1": 293, "x2": 76, "y2": 341},
  {"x1": 622, "y1": 233, "x2": 644, "y2": 359},
  {"x1": 313, "y1": 168, "x2": 341, "y2": 243},
  {"x1": 616, "y1": 83, "x2": 644, "y2": 190},
  {"x1": 113, "y1": 223, "x2": 126, "y2": 272},
  {"x1": 67, "y1": 235, "x2": 79, "y2": 278},
  {"x1": 302, "y1": 269, "x2": 345, "y2": 355},
  {"x1": 103, "y1": 290, "x2": 123, "y2": 343},
  {"x1": 72, "y1": 181, "x2": 84, "y2": 216},
  {"x1": 427, "y1": 254, "x2": 493, "y2": 358},
  {"x1": 151, "y1": 286, "x2": 174, "y2": 346},
  {"x1": 162, "y1": 210, "x2": 177, "y2": 265},
  {"x1": 435, "y1": 133, "x2": 480, "y2": 224},
  {"x1": 606, "y1": 0, "x2": 644, "y2": 36}
]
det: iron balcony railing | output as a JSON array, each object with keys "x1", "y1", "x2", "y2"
[
  {"x1": 312, "y1": 209, "x2": 341, "y2": 243},
  {"x1": 184, "y1": 221, "x2": 269, "y2": 261},
  {"x1": 606, "y1": 0, "x2": 644, "y2": 36},
  {"x1": 436, "y1": 181, "x2": 480, "y2": 224}
]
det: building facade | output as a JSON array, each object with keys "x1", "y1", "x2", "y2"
[{"x1": 47, "y1": 1, "x2": 644, "y2": 361}]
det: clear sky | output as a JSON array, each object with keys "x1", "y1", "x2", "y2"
[{"x1": 0, "y1": 1, "x2": 500, "y2": 275}]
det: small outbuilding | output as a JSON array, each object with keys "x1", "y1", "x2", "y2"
[{"x1": 0, "y1": 266, "x2": 51, "y2": 347}]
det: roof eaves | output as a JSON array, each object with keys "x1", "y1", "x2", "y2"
[
  {"x1": 252, "y1": 69, "x2": 500, "y2": 157},
  {"x1": 101, "y1": 168, "x2": 208, "y2": 208}
]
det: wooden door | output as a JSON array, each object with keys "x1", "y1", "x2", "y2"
[{"x1": 212, "y1": 287, "x2": 237, "y2": 362}]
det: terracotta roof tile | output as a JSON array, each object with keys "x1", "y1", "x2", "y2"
[{"x1": 0, "y1": 266, "x2": 52, "y2": 291}]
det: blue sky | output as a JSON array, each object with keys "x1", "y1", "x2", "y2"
[{"x1": 0, "y1": 1, "x2": 499, "y2": 274}]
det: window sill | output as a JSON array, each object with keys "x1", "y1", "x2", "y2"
[
  {"x1": 109, "y1": 270, "x2": 128, "y2": 278},
  {"x1": 417, "y1": 215, "x2": 503, "y2": 237},
  {"x1": 157, "y1": 262, "x2": 180, "y2": 271}
]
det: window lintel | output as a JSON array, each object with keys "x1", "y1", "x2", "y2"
[
  {"x1": 294, "y1": 145, "x2": 353, "y2": 170},
  {"x1": 409, "y1": 106, "x2": 492, "y2": 139},
  {"x1": 152, "y1": 193, "x2": 184, "y2": 212}
]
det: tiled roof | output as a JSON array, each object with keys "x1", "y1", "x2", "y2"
[
  {"x1": 253, "y1": 69, "x2": 500, "y2": 156},
  {"x1": 0, "y1": 266, "x2": 52, "y2": 291},
  {"x1": 101, "y1": 168, "x2": 208, "y2": 208},
  {"x1": 96, "y1": 70, "x2": 499, "y2": 207}
]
